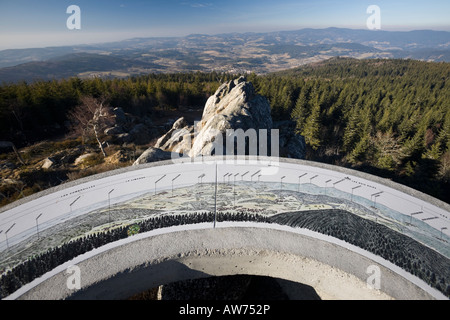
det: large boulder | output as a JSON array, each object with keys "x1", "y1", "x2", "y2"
[
  {"x1": 104, "y1": 126, "x2": 125, "y2": 136},
  {"x1": 135, "y1": 77, "x2": 305, "y2": 164},
  {"x1": 189, "y1": 76, "x2": 273, "y2": 157},
  {"x1": 133, "y1": 147, "x2": 182, "y2": 165},
  {"x1": 154, "y1": 117, "x2": 194, "y2": 152},
  {"x1": 112, "y1": 107, "x2": 127, "y2": 125}
]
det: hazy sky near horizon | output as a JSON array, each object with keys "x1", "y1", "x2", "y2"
[{"x1": 1, "y1": 0, "x2": 449, "y2": 50}]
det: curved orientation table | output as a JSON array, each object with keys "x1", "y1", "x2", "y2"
[{"x1": 1, "y1": 156, "x2": 449, "y2": 300}]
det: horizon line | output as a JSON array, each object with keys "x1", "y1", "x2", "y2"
[{"x1": 1, "y1": 26, "x2": 450, "y2": 52}]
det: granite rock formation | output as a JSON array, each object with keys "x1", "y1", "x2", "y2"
[{"x1": 134, "y1": 77, "x2": 305, "y2": 165}]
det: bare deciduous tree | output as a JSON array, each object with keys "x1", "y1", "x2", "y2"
[
  {"x1": 0, "y1": 141, "x2": 26, "y2": 165},
  {"x1": 371, "y1": 130, "x2": 406, "y2": 167},
  {"x1": 439, "y1": 151, "x2": 450, "y2": 182},
  {"x1": 68, "y1": 96, "x2": 114, "y2": 158}
]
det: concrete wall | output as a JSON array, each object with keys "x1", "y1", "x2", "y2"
[
  {"x1": 3, "y1": 156, "x2": 450, "y2": 213},
  {"x1": 12, "y1": 224, "x2": 445, "y2": 300}
]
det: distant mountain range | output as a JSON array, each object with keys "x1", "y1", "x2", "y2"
[{"x1": 1, "y1": 27, "x2": 449, "y2": 83}]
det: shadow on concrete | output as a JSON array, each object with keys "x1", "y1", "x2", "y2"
[
  {"x1": 130, "y1": 275, "x2": 321, "y2": 300},
  {"x1": 67, "y1": 260, "x2": 212, "y2": 300},
  {"x1": 67, "y1": 256, "x2": 322, "y2": 300}
]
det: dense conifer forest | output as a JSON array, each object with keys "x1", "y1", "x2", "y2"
[
  {"x1": 1, "y1": 58, "x2": 449, "y2": 203},
  {"x1": 251, "y1": 58, "x2": 450, "y2": 203}
]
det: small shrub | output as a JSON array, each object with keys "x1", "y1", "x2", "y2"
[{"x1": 127, "y1": 224, "x2": 140, "y2": 237}]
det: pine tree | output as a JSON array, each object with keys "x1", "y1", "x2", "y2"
[
  {"x1": 291, "y1": 86, "x2": 310, "y2": 133},
  {"x1": 342, "y1": 106, "x2": 362, "y2": 153},
  {"x1": 402, "y1": 127, "x2": 426, "y2": 160},
  {"x1": 302, "y1": 100, "x2": 322, "y2": 150}
]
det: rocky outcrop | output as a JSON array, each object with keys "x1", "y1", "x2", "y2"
[
  {"x1": 154, "y1": 117, "x2": 193, "y2": 152},
  {"x1": 189, "y1": 76, "x2": 274, "y2": 157},
  {"x1": 74, "y1": 153, "x2": 97, "y2": 166},
  {"x1": 134, "y1": 77, "x2": 305, "y2": 165},
  {"x1": 41, "y1": 158, "x2": 55, "y2": 170},
  {"x1": 104, "y1": 107, "x2": 159, "y2": 146},
  {"x1": 133, "y1": 147, "x2": 181, "y2": 165}
]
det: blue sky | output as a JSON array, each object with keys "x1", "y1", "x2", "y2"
[{"x1": 1, "y1": 0, "x2": 449, "y2": 50}]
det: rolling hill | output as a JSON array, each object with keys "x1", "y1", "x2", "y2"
[{"x1": 1, "y1": 28, "x2": 449, "y2": 83}]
